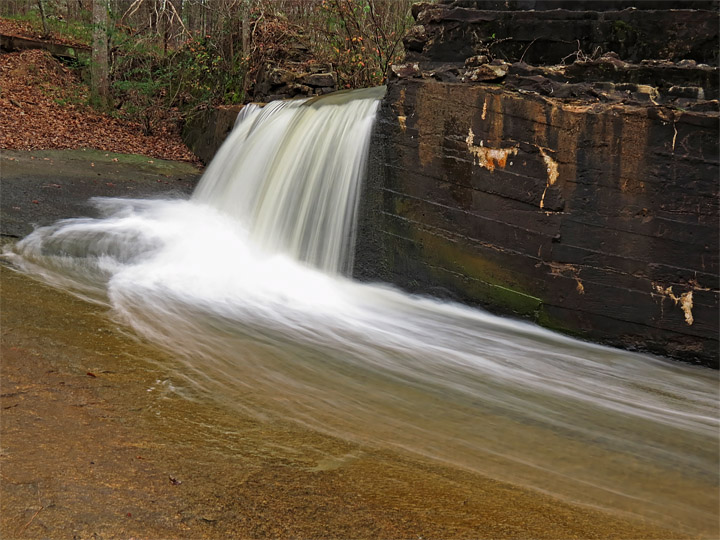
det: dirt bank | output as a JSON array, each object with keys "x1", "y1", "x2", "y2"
[{"x1": 0, "y1": 47, "x2": 198, "y2": 163}]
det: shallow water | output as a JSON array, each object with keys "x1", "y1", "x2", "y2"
[
  {"x1": 6, "y1": 196, "x2": 718, "y2": 536},
  {"x1": 4, "y1": 265, "x2": 694, "y2": 539},
  {"x1": 4, "y1": 89, "x2": 718, "y2": 537}
]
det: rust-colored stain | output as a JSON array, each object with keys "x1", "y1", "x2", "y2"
[
  {"x1": 538, "y1": 147, "x2": 559, "y2": 210},
  {"x1": 415, "y1": 86, "x2": 446, "y2": 167},
  {"x1": 531, "y1": 102, "x2": 548, "y2": 149},
  {"x1": 550, "y1": 104, "x2": 583, "y2": 206},
  {"x1": 465, "y1": 128, "x2": 518, "y2": 171},
  {"x1": 487, "y1": 93, "x2": 505, "y2": 144},
  {"x1": 547, "y1": 262, "x2": 584, "y2": 295},
  {"x1": 654, "y1": 284, "x2": 695, "y2": 325},
  {"x1": 394, "y1": 88, "x2": 407, "y2": 133},
  {"x1": 395, "y1": 87, "x2": 406, "y2": 114}
]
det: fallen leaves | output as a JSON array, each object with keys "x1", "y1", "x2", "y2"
[
  {"x1": 0, "y1": 48, "x2": 200, "y2": 165},
  {"x1": 0, "y1": 18, "x2": 42, "y2": 42}
]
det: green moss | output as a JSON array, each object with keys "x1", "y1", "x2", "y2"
[
  {"x1": 22, "y1": 149, "x2": 199, "y2": 175},
  {"x1": 612, "y1": 20, "x2": 633, "y2": 31},
  {"x1": 536, "y1": 306, "x2": 589, "y2": 339},
  {"x1": 611, "y1": 20, "x2": 635, "y2": 43},
  {"x1": 481, "y1": 282, "x2": 542, "y2": 317},
  {"x1": 408, "y1": 225, "x2": 543, "y2": 317}
]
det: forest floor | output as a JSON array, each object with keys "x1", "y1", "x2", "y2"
[
  {"x1": 0, "y1": 27, "x2": 199, "y2": 164},
  {"x1": 0, "y1": 16, "x2": 87, "y2": 47}
]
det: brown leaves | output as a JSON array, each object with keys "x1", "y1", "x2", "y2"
[
  {"x1": 0, "y1": 16, "x2": 87, "y2": 48},
  {"x1": 0, "y1": 18, "x2": 40, "y2": 41},
  {"x1": 0, "y1": 49, "x2": 200, "y2": 165}
]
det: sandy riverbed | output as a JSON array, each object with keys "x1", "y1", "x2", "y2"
[
  {"x1": 0, "y1": 263, "x2": 688, "y2": 539},
  {"x1": 0, "y1": 149, "x2": 697, "y2": 539}
]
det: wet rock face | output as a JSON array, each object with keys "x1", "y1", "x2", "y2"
[
  {"x1": 356, "y1": 1, "x2": 719, "y2": 366},
  {"x1": 409, "y1": 1, "x2": 719, "y2": 66}
]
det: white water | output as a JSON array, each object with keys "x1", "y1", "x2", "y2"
[
  {"x1": 194, "y1": 87, "x2": 383, "y2": 275},
  {"x1": 5, "y1": 89, "x2": 719, "y2": 536}
]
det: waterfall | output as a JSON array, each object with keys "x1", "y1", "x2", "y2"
[
  {"x1": 193, "y1": 87, "x2": 384, "y2": 275},
  {"x1": 4, "y1": 89, "x2": 718, "y2": 537}
]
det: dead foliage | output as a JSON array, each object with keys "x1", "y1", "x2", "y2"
[
  {"x1": 0, "y1": 49, "x2": 199, "y2": 164},
  {"x1": 0, "y1": 16, "x2": 87, "y2": 48}
]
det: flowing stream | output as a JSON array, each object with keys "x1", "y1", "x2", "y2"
[{"x1": 5, "y1": 88, "x2": 718, "y2": 537}]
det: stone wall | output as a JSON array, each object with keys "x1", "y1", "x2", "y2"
[
  {"x1": 356, "y1": 1, "x2": 719, "y2": 366},
  {"x1": 252, "y1": 62, "x2": 338, "y2": 102},
  {"x1": 405, "y1": 1, "x2": 718, "y2": 66},
  {"x1": 182, "y1": 105, "x2": 243, "y2": 165}
]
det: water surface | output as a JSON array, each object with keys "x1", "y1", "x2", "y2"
[{"x1": 4, "y1": 89, "x2": 718, "y2": 537}]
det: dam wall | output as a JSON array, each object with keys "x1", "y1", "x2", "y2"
[{"x1": 355, "y1": 0, "x2": 719, "y2": 366}]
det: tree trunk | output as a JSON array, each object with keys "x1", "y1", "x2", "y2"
[
  {"x1": 37, "y1": 0, "x2": 49, "y2": 37},
  {"x1": 241, "y1": 0, "x2": 250, "y2": 56},
  {"x1": 91, "y1": 0, "x2": 110, "y2": 109}
]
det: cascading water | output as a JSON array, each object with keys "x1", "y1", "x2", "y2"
[
  {"x1": 4, "y1": 89, "x2": 719, "y2": 537},
  {"x1": 194, "y1": 87, "x2": 384, "y2": 275}
]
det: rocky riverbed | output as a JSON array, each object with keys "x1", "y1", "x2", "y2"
[{"x1": 1, "y1": 251, "x2": 688, "y2": 540}]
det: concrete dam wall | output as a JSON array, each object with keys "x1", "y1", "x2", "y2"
[{"x1": 354, "y1": 0, "x2": 719, "y2": 366}]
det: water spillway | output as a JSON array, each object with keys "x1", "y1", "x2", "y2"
[
  {"x1": 194, "y1": 87, "x2": 384, "y2": 275},
  {"x1": 5, "y1": 89, "x2": 719, "y2": 537}
]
